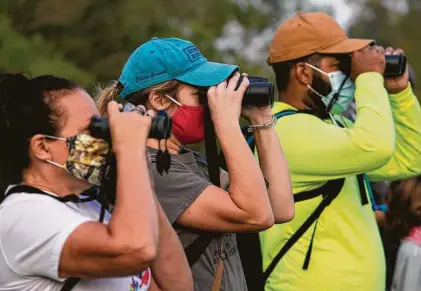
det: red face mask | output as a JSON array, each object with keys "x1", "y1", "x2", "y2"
[{"x1": 166, "y1": 95, "x2": 205, "y2": 144}]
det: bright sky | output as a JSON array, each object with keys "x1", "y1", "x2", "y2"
[{"x1": 310, "y1": 0, "x2": 354, "y2": 28}]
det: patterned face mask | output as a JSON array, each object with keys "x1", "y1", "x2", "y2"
[{"x1": 45, "y1": 134, "x2": 110, "y2": 186}]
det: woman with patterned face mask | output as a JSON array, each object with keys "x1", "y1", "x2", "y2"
[
  {"x1": 96, "y1": 37, "x2": 294, "y2": 291},
  {"x1": 0, "y1": 73, "x2": 192, "y2": 291}
]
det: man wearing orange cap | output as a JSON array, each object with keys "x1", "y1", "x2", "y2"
[{"x1": 258, "y1": 12, "x2": 421, "y2": 291}]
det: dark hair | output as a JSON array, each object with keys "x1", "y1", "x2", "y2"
[
  {"x1": 385, "y1": 176, "x2": 421, "y2": 239},
  {"x1": 0, "y1": 73, "x2": 80, "y2": 199}
]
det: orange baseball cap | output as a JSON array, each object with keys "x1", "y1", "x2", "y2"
[{"x1": 267, "y1": 12, "x2": 374, "y2": 64}]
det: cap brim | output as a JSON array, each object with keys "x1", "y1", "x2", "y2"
[
  {"x1": 176, "y1": 61, "x2": 239, "y2": 87},
  {"x1": 319, "y1": 38, "x2": 375, "y2": 54}
]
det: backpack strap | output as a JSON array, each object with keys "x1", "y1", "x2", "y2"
[
  {"x1": 60, "y1": 278, "x2": 81, "y2": 291},
  {"x1": 184, "y1": 232, "x2": 215, "y2": 267},
  {"x1": 356, "y1": 174, "x2": 369, "y2": 206},
  {"x1": 255, "y1": 110, "x2": 353, "y2": 281},
  {"x1": 5, "y1": 185, "x2": 98, "y2": 203},
  {"x1": 261, "y1": 112, "x2": 384, "y2": 281},
  {"x1": 263, "y1": 177, "x2": 345, "y2": 282},
  {"x1": 183, "y1": 105, "x2": 222, "y2": 266},
  {"x1": 274, "y1": 110, "x2": 300, "y2": 119},
  {"x1": 4, "y1": 185, "x2": 106, "y2": 291}
]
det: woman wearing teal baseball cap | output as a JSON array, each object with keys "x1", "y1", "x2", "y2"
[{"x1": 96, "y1": 37, "x2": 294, "y2": 291}]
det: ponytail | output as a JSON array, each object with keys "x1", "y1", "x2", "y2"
[
  {"x1": 0, "y1": 73, "x2": 80, "y2": 199},
  {"x1": 96, "y1": 80, "x2": 183, "y2": 116},
  {"x1": 95, "y1": 81, "x2": 121, "y2": 116}
]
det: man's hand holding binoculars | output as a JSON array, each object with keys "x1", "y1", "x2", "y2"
[
  {"x1": 384, "y1": 47, "x2": 409, "y2": 94},
  {"x1": 351, "y1": 45, "x2": 409, "y2": 94}
]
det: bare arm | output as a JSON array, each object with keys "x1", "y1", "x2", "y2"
[
  {"x1": 176, "y1": 73, "x2": 274, "y2": 232},
  {"x1": 151, "y1": 200, "x2": 193, "y2": 291},
  {"x1": 149, "y1": 278, "x2": 163, "y2": 291},
  {"x1": 252, "y1": 121, "x2": 294, "y2": 223},
  {"x1": 58, "y1": 102, "x2": 159, "y2": 278}
]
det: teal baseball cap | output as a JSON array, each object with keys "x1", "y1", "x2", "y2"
[{"x1": 119, "y1": 37, "x2": 239, "y2": 98}]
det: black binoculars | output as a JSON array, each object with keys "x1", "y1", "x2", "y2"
[
  {"x1": 89, "y1": 109, "x2": 172, "y2": 143},
  {"x1": 199, "y1": 75, "x2": 275, "y2": 107},
  {"x1": 339, "y1": 54, "x2": 407, "y2": 78},
  {"x1": 384, "y1": 55, "x2": 407, "y2": 78}
]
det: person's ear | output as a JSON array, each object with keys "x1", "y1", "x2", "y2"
[
  {"x1": 148, "y1": 91, "x2": 173, "y2": 111},
  {"x1": 29, "y1": 134, "x2": 52, "y2": 162},
  {"x1": 295, "y1": 62, "x2": 313, "y2": 86}
]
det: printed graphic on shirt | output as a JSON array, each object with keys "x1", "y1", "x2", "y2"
[
  {"x1": 129, "y1": 268, "x2": 151, "y2": 291},
  {"x1": 212, "y1": 234, "x2": 238, "y2": 265}
]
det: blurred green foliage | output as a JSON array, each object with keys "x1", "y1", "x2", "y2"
[
  {"x1": 0, "y1": 0, "x2": 332, "y2": 92},
  {"x1": 0, "y1": 0, "x2": 419, "y2": 96},
  {"x1": 0, "y1": 0, "x2": 280, "y2": 90}
]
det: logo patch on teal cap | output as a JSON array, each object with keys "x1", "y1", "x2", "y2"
[{"x1": 183, "y1": 46, "x2": 203, "y2": 62}]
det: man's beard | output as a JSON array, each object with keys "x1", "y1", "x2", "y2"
[{"x1": 304, "y1": 72, "x2": 332, "y2": 117}]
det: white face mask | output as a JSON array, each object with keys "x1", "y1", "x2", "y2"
[{"x1": 306, "y1": 63, "x2": 356, "y2": 114}]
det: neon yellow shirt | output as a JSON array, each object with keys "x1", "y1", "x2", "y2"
[{"x1": 260, "y1": 72, "x2": 421, "y2": 291}]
